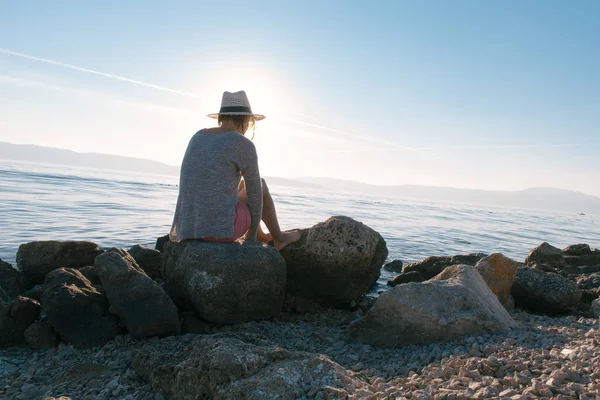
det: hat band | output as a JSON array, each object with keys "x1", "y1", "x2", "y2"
[{"x1": 219, "y1": 106, "x2": 253, "y2": 114}]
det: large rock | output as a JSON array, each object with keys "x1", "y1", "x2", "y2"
[
  {"x1": 279, "y1": 216, "x2": 388, "y2": 307},
  {"x1": 131, "y1": 333, "x2": 375, "y2": 400},
  {"x1": 562, "y1": 244, "x2": 592, "y2": 256},
  {"x1": 155, "y1": 234, "x2": 171, "y2": 252},
  {"x1": 387, "y1": 271, "x2": 424, "y2": 286},
  {"x1": 24, "y1": 321, "x2": 59, "y2": 349},
  {"x1": 511, "y1": 267, "x2": 582, "y2": 314},
  {"x1": 163, "y1": 241, "x2": 286, "y2": 324},
  {"x1": 475, "y1": 253, "x2": 518, "y2": 309},
  {"x1": 95, "y1": 250, "x2": 179, "y2": 338},
  {"x1": 350, "y1": 265, "x2": 515, "y2": 347},
  {"x1": 0, "y1": 259, "x2": 25, "y2": 303},
  {"x1": 17, "y1": 241, "x2": 101, "y2": 285},
  {"x1": 563, "y1": 249, "x2": 600, "y2": 267},
  {"x1": 402, "y1": 253, "x2": 487, "y2": 280},
  {"x1": 128, "y1": 244, "x2": 163, "y2": 280},
  {"x1": 524, "y1": 242, "x2": 565, "y2": 269},
  {"x1": 0, "y1": 296, "x2": 40, "y2": 347},
  {"x1": 41, "y1": 268, "x2": 121, "y2": 348}
]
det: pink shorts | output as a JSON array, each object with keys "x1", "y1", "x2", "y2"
[{"x1": 204, "y1": 201, "x2": 251, "y2": 243}]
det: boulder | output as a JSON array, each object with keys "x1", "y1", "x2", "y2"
[
  {"x1": 155, "y1": 234, "x2": 171, "y2": 252},
  {"x1": 562, "y1": 244, "x2": 592, "y2": 256},
  {"x1": 511, "y1": 267, "x2": 582, "y2": 314},
  {"x1": 475, "y1": 253, "x2": 518, "y2": 309},
  {"x1": 563, "y1": 250, "x2": 600, "y2": 267},
  {"x1": 24, "y1": 321, "x2": 59, "y2": 349},
  {"x1": 78, "y1": 266, "x2": 100, "y2": 285},
  {"x1": 163, "y1": 241, "x2": 286, "y2": 324},
  {"x1": 95, "y1": 250, "x2": 179, "y2": 338},
  {"x1": 350, "y1": 265, "x2": 515, "y2": 347},
  {"x1": 128, "y1": 244, "x2": 163, "y2": 280},
  {"x1": 41, "y1": 268, "x2": 121, "y2": 348},
  {"x1": 0, "y1": 296, "x2": 40, "y2": 346},
  {"x1": 592, "y1": 298, "x2": 600, "y2": 318},
  {"x1": 524, "y1": 242, "x2": 565, "y2": 269},
  {"x1": 387, "y1": 271, "x2": 424, "y2": 287},
  {"x1": 0, "y1": 259, "x2": 25, "y2": 302},
  {"x1": 382, "y1": 259, "x2": 404, "y2": 273},
  {"x1": 279, "y1": 216, "x2": 388, "y2": 307},
  {"x1": 17, "y1": 241, "x2": 102, "y2": 285},
  {"x1": 402, "y1": 253, "x2": 487, "y2": 280},
  {"x1": 131, "y1": 333, "x2": 375, "y2": 400}
]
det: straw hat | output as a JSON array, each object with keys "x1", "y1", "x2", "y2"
[{"x1": 207, "y1": 91, "x2": 265, "y2": 121}]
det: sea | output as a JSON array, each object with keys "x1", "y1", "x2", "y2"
[{"x1": 1, "y1": 160, "x2": 599, "y2": 289}]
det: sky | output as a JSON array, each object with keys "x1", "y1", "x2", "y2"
[{"x1": 0, "y1": 1, "x2": 599, "y2": 196}]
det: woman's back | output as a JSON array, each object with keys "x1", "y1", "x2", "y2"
[{"x1": 170, "y1": 130, "x2": 258, "y2": 241}]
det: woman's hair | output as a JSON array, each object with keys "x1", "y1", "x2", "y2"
[{"x1": 218, "y1": 114, "x2": 256, "y2": 138}]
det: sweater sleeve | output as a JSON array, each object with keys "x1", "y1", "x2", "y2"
[{"x1": 238, "y1": 139, "x2": 263, "y2": 241}]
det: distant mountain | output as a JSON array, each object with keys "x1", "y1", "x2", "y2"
[
  {"x1": 296, "y1": 177, "x2": 600, "y2": 215},
  {"x1": 2, "y1": 142, "x2": 599, "y2": 214}
]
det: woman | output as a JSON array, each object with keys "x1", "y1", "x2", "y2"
[{"x1": 170, "y1": 90, "x2": 300, "y2": 250}]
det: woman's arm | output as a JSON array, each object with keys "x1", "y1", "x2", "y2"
[{"x1": 240, "y1": 143, "x2": 263, "y2": 242}]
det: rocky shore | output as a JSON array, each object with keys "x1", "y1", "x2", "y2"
[{"x1": 1, "y1": 216, "x2": 599, "y2": 399}]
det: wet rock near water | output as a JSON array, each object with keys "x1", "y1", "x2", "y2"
[
  {"x1": 163, "y1": 240, "x2": 286, "y2": 324},
  {"x1": 0, "y1": 259, "x2": 25, "y2": 304},
  {"x1": 475, "y1": 253, "x2": 518, "y2": 309},
  {"x1": 400, "y1": 253, "x2": 487, "y2": 281},
  {"x1": 382, "y1": 259, "x2": 404, "y2": 273},
  {"x1": 351, "y1": 265, "x2": 516, "y2": 347},
  {"x1": 127, "y1": 244, "x2": 163, "y2": 280},
  {"x1": 525, "y1": 242, "x2": 565, "y2": 270},
  {"x1": 280, "y1": 216, "x2": 388, "y2": 307},
  {"x1": 16, "y1": 241, "x2": 102, "y2": 286},
  {"x1": 155, "y1": 234, "x2": 171, "y2": 253}
]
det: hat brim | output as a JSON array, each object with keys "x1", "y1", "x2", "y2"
[{"x1": 207, "y1": 112, "x2": 265, "y2": 121}]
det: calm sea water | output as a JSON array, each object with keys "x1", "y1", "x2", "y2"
[{"x1": 1, "y1": 160, "x2": 599, "y2": 288}]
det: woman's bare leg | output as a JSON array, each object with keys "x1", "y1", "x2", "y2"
[{"x1": 238, "y1": 178, "x2": 300, "y2": 249}]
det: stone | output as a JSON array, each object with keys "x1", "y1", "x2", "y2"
[
  {"x1": 562, "y1": 244, "x2": 592, "y2": 256},
  {"x1": 17, "y1": 240, "x2": 102, "y2": 285},
  {"x1": 155, "y1": 234, "x2": 171, "y2": 252},
  {"x1": 387, "y1": 271, "x2": 424, "y2": 286},
  {"x1": 350, "y1": 265, "x2": 515, "y2": 347},
  {"x1": 24, "y1": 321, "x2": 59, "y2": 349},
  {"x1": 563, "y1": 250, "x2": 600, "y2": 267},
  {"x1": 512, "y1": 267, "x2": 582, "y2": 314},
  {"x1": 0, "y1": 296, "x2": 40, "y2": 346},
  {"x1": 95, "y1": 250, "x2": 179, "y2": 338},
  {"x1": 0, "y1": 259, "x2": 25, "y2": 303},
  {"x1": 279, "y1": 216, "x2": 388, "y2": 307},
  {"x1": 128, "y1": 244, "x2": 163, "y2": 280},
  {"x1": 22, "y1": 284, "x2": 44, "y2": 302},
  {"x1": 591, "y1": 298, "x2": 600, "y2": 318},
  {"x1": 41, "y1": 268, "x2": 121, "y2": 348},
  {"x1": 402, "y1": 253, "x2": 487, "y2": 280},
  {"x1": 577, "y1": 273, "x2": 600, "y2": 290},
  {"x1": 475, "y1": 253, "x2": 518, "y2": 309},
  {"x1": 524, "y1": 242, "x2": 565, "y2": 269},
  {"x1": 131, "y1": 333, "x2": 375, "y2": 399},
  {"x1": 163, "y1": 240, "x2": 286, "y2": 324},
  {"x1": 382, "y1": 259, "x2": 404, "y2": 273},
  {"x1": 77, "y1": 266, "x2": 100, "y2": 285}
]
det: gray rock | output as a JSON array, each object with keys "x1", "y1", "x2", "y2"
[
  {"x1": 562, "y1": 243, "x2": 592, "y2": 256},
  {"x1": 577, "y1": 273, "x2": 600, "y2": 290},
  {"x1": 591, "y1": 298, "x2": 600, "y2": 318},
  {"x1": 0, "y1": 259, "x2": 25, "y2": 303},
  {"x1": 512, "y1": 267, "x2": 582, "y2": 314},
  {"x1": 131, "y1": 333, "x2": 375, "y2": 399},
  {"x1": 128, "y1": 244, "x2": 163, "y2": 280},
  {"x1": 155, "y1": 234, "x2": 171, "y2": 252},
  {"x1": 279, "y1": 216, "x2": 388, "y2": 307},
  {"x1": 387, "y1": 271, "x2": 424, "y2": 286},
  {"x1": 350, "y1": 265, "x2": 516, "y2": 347},
  {"x1": 17, "y1": 240, "x2": 102, "y2": 285},
  {"x1": 163, "y1": 240, "x2": 286, "y2": 324},
  {"x1": 382, "y1": 259, "x2": 404, "y2": 273},
  {"x1": 525, "y1": 242, "x2": 565, "y2": 269},
  {"x1": 563, "y1": 250, "x2": 600, "y2": 267},
  {"x1": 22, "y1": 284, "x2": 44, "y2": 302},
  {"x1": 24, "y1": 321, "x2": 59, "y2": 349},
  {"x1": 77, "y1": 265, "x2": 100, "y2": 285},
  {"x1": 41, "y1": 268, "x2": 121, "y2": 348},
  {"x1": 95, "y1": 250, "x2": 179, "y2": 338},
  {"x1": 402, "y1": 253, "x2": 487, "y2": 280},
  {"x1": 0, "y1": 296, "x2": 40, "y2": 346}
]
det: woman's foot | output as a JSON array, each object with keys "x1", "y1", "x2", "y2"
[{"x1": 273, "y1": 230, "x2": 301, "y2": 250}]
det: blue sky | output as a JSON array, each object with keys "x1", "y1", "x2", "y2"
[{"x1": 1, "y1": 1, "x2": 599, "y2": 195}]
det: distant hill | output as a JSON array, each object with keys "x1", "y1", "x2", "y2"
[
  {"x1": 2, "y1": 142, "x2": 599, "y2": 214},
  {"x1": 296, "y1": 177, "x2": 600, "y2": 215}
]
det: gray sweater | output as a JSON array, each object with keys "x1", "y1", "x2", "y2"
[{"x1": 169, "y1": 130, "x2": 263, "y2": 241}]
